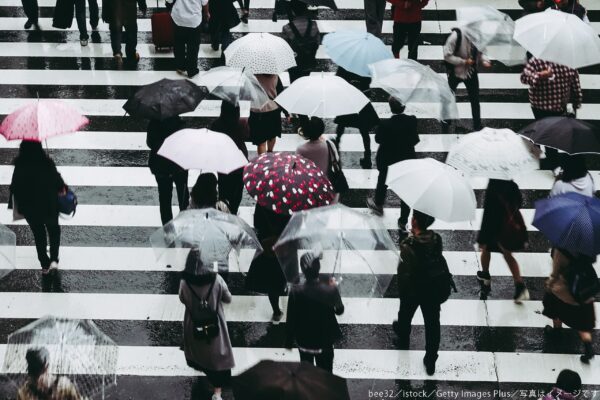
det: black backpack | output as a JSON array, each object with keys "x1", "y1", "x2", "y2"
[
  {"x1": 285, "y1": 17, "x2": 319, "y2": 69},
  {"x1": 410, "y1": 238, "x2": 457, "y2": 304},
  {"x1": 187, "y1": 277, "x2": 220, "y2": 341},
  {"x1": 444, "y1": 28, "x2": 462, "y2": 76},
  {"x1": 565, "y1": 258, "x2": 600, "y2": 305}
]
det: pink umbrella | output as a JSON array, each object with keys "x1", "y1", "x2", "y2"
[{"x1": 0, "y1": 100, "x2": 89, "y2": 141}]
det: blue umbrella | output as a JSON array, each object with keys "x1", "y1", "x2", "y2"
[
  {"x1": 533, "y1": 192, "x2": 600, "y2": 257},
  {"x1": 323, "y1": 30, "x2": 393, "y2": 77}
]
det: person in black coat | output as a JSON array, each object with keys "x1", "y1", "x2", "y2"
[
  {"x1": 102, "y1": 0, "x2": 147, "y2": 66},
  {"x1": 281, "y1": 1, "x2": 319, "y2": 83},
  {"x1": 21, "y1": 0, "x2": 40, "y2": 30},
  {"x1": 285, "y1": 253, "x2": 345, "y2": 372},
  {"x1": 146, "y1": 116, "x2": 189, "y2": 225},
  {"x1": 367, "y1": 98, "x2": 419, "y2": 234},
  {"x1": 209, "y1": 0, "x2": 240, "y2": 52},
  {"x1": 10, "y1": 141, "x2": 65, "y2": 274}
]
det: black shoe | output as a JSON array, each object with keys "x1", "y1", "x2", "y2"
[
  {"x1": 240, "y1": 11, "x2": 249, "y2": 23},
  {"x1": 423, "y1": 357, "x2": 436, "y2": 376},
  {"x1": 366, "y1": 198, "x2": 383, "y2": 216},
  {"x1": 33, "y1": 23, "x2": 41, "y2": 31},
  {"x1": 477, "y1": 270, "x2": 491, "y2": 299},
  {"x1": 581, "y1": 342, "x2": 595, "y2": 364},
  {"x1": 188, "y1": 69, "x2": 200, "y2": 79},
  {"x1": 211, "y1": 43, "x2": 220, "y2": 51},
  {"x1": 359, "y1": 156, "x2": 372, "y2": 169},
  {"x1": 543, "y1": 325, "x2": 559, "y2": 336},
  {"x1": 513, "y1": 282, "x2": 530, "y2": 304},
  {"x1": 24, "y1": 19, "x2": 33, "y2": 29}
]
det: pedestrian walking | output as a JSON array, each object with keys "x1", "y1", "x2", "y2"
[
  {"x1": 542, "y1": 248, "x2": 596, "y2": 363},
  {"x1": 21, "y1": 0, "x2": 40, "y2": 30},
  {"x1": 209, "y1": 0, "x2": 240, "y2": 52},
  {"x1": 10, "y1": 141, "x2": 65, "y2": 275},
  {"x1": 236, "y1": 0, "x2": 250, "y2": 23},
  {"x1": 477, "y1": 179, "x2": 530, "y2": 303},
  {"x1": 281, "y1": 1, "x2": 320, "y2": 83},
  {"x1": 146, "y1": 116, "x2": 190, "y2": 225},
  {"x1": 333, "y1": 67, "x2": 379, "y2": 169},
  {"x1": 74, "y1": 0, "x2": 99, "y2": 46},
  {"x1": 550, "y1": 155, "x2": 594, "y2": 197},
  {"x1": 518, "y1": 0, "x2": 552, "y2": 16},
  {"x1": 392, "y1": 210, "x2": 445, "y2": 376},
  {"x1": 366, "y1": 98, "x2": 419, "y2": 234},
  {"x1": 189, "y1": 173, "x2": 230, "y2": 212},
  {"x1": 179, "y1": 248, "x2": 234, "y2": 400},
  {"x1": 166, "y1": 0, "x2": 209, "y2": 78},
  {"x1": 387, "y1": 0, "x2": 428, "y2": 60},
  {"x1": 102, "y1": 0, "x2": 147, "y2": 66},
  {"x1": 542, "y1": 369, "x2": 582, "y2": 400},
  {"x1": 553, "y1": 0, "x2": 588, "y2": 21},
  {"x1": 443, "y1": 27, "x2": 491, "y2": 132},
  {"x1": 285, "y1": 253, "x2": 345, "y2": 372},
  {"x1": 249, "y1": 74, "x2": 287, "y2": 154},
  {"x1": 364, "y1": 0, "x2": 387, "y2": 37},
  {"x1": 211, "y1": 102, "x2": 248, "y2": 215},
  {"x1": 245, "y1": 204, "x2": 289, "y2": 323}
]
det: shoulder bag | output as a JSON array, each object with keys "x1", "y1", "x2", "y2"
[{"x1": 325, "y1": 140, "x2": 349, "y2": 194}]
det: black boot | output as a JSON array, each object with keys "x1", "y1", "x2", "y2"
[
  {"x1": 359, "y1": 152, "x2": 372, "y2": 169},
  {"x1": 581, "y1": 341, "x2": 595, "y2": 364}
]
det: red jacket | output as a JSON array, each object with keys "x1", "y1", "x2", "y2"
[{"x1": 387, "y1": 0, "x2": 428, "y2": 23}]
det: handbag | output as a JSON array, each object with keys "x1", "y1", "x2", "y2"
[
  {"x1": 58, "y1": 187, "x2": 77, "y2": 218},
  {"x1": 565, "y1": 258, "x2": 600, "y2": 305},
  {"x1": 52, "y1": 0, "x2": 75, "y2": 29},
  {"x1": 497, "y1": 200, "x2": 527, "y2": 251},
  {"x1": 187, "y1": 277, "x2": 220, "y2": 341},
  {"x1": 7, "y1": 193, "x2": 24, "y2": 222},
  {"x1": 325, "y1": 140, "x2": 349, "y2": 194}
]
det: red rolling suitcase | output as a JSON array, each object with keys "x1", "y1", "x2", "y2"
[{"x1": 151, "y1": 0, "x2": 175, "y2": 51}]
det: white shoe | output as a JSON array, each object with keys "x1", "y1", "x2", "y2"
[
  {"x1": 49, "y1": 261, "x2": 59, "y2": 271},
  {"x1": 211, "y1": 394, "x2": 222, "y2": 400}
]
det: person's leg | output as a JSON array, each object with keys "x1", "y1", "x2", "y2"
[
  {"x1": 109, "y1": 23, "x2": 123, "y2": 56},
  {"x1": 46, "y1": 218, "x2": 61, "y2": 264},
  {"x1": 392, "y1": 22, "x2": 407, "y2": 58},
  {"x1": 442, "y1": 74, "x2": 461, "y2": 132},
  {"x1": 267, "y1": 293, "x2": 281, "y2": 314},
  {"x1": 393, "y1": 298, "x2": 420, "y2": 349},
  {"x1": 480, "y1": 246, "x2": 491, "y2": 274},
  {"x1": 407, "y1": 21, "x2": 422, "y2": 61},
  {"x1": 267, "y1": 137, "x2": 277, "y2": 152},
  {"x1": 173, "y1": 24, "x2": 187, "y2": 72},
  {"x1": 186, "y1": 26, "x2": 201, "y2": 77},
  {"x1": 374, "y1": 0, "x2": 386, "y2": 36},
  {"x1": 256, "y1": 142, "x2": 267, "y2": 155},
  {"x1": 124, "y1": 20, "x2": 139, "y2": 60},
  {"x1": 22, "y1": 0, "x2": 39, "y2": 26},
  {"x1": 500, "y1": 247, "x2": 529, "y2": 303},
  {"x1": 173, "y1": 171, "x2": 190, "y2": 212},
  {"x1": 155, "y1": 174, "x2": 175, "y2": 225},
  {"x1": 579, "y1": 330, "x2": 595, "y2": 363},
  {"x1": 364, "y1": 0, "x2": 380, "y2": 36},
  {"x1": 299, "y1": 350, "x2": 316, "y2": 367},
  {"x1": 399, "y1": 199, "x2": 411, "y2": 226},
  {"x1": 88, "y1": 0, "x2": 99, "y2": 28},
  {"x1": 420, "y1": 302, "x2": 441, "y2": 367},
  {"x1": 25, "y1": 217, "x2": 51, "y2": 269},
  {"x1": 315, "y1": 346, "x2": 334, "y2": 373},
  {"x1": 464, "y1": 73, "x2": 482, "y2": 130},
  {"x1": 373, "y1": 166, "x2": 388, "y2": 206},
  {"x1": 334, "y1": 124, "x2": 345, "y2": 149},
  {"x1": 74, "y1": 0, "x2": 89, "y2": 42}
]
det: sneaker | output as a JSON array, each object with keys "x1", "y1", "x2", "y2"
[
  {"x1": 271, "y1": 310, "x2": 283, "y2": 324},
  {"x1": 80, "y1": 39, "x2": 88, "y2": 47},
  {"x1": 423, "y1": 356, "x2": 437, "y2": 376},
  {"x1": 211, "y1": 43, "x2": 220, "y2": 51},
  {"x1": 359, "y1": 156, "x2": 372, "y2": 169},
  {"x1": 476, "y1": 270, "x2": 491, "y2": 286},
  {"x1": 113, "y1": 53, "x2": 123, "y2": 68},
  {"x1": 49, "y1": 261, "x2": 59, "y2": 271},
  {"x1": 366, "y1": 198, "x2": 383, "y2": 216},
  {"x1": 240, "y1": 11, "x2": 249, "y2": 23},
  {"x1": 581, "y1": 342, "x2": 595, "y2": 364},
  {"x1": 513, "y1": 282, "x2": 529, "y2": 304}
]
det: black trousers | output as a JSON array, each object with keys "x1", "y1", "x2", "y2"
[
  {"x1": 299, "y1": 346, "x2": 334, "y2": 372},
  {"x1": 335, "y1": 125, "x2": 371, "y2": 155},
  {"x1": 218, "y1": 168, "x2": 243, "y2": 215},
  {"x1": 25, "y1": 216, "x2": 60, "y2": 269},
  {"x1": 74, "y1": 0, "x2": 98, "y2": 39},
  {"x1": 374, "y1": 165, "x2": 410, "y2": 224},
  {"x1": 446, "y1": 72, "x2": 481, "y2": 131},
  {"x1": 155, "y1": 172, "x2": 190, "y2": 225},
  {"x1": 396, "y1": 298, "x2": 440, "y2": 363},
  {"x1": 174, "y1": 24, "x2": 202, "y2": 77},
  {"x1": 532, "y1": 107, "x2": 566, "y2": 170},
  {"x1": 110, "y1": 21, "x2": 138, "y2": 58},
  {"x1": 22, "y1": 0, "x2": 39, "y2": 23},
  {"x1": 392, "y1": 21, "x2": 421, "y2": 60}
]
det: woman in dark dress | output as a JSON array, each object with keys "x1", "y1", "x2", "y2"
[
  {"x1": 333, "y1": 66, "x2": 380, "y2": 169},
  {"x1": 209, "y1": 0, "x2": 240, "y2": 52},
  {"x1": 236, "y1": 0, "x2": 250, "y2": 23},
  {"x1": 476, "y1": 179, "x2": 529, "y2": 303},
  {"x1": 249, "y1": 74, "x2": 287, "y2": 154}
]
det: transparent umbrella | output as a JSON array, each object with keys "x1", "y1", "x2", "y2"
[
  {"x1": 150, "y1": 209, "x2": 262, "y2": 274},
  {"x1": 273, "y1": 204, "x2": 398, "y2": 300},
  {"x1": 0, "y1": 223, "x2": 15, "y2": 281},
  {"x1": 195, "y1": 66, "x2": 270, "y2": 109},
  {"x1": 369, "y1": 59, "x2": 458, "y2": 121},
  {"x1": 2, "y1": 316, "x2": 118, "y2": 400}
]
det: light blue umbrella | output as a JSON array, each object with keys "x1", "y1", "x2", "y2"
[{"x1": 323, "y1": 30, "x2": 393, "y2": 77}]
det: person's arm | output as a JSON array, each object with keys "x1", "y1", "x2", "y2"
[
  {"x1": 202, "y1": 0, "x2": 210, "y2": 20},
  {"x1": 332, "y1": 286, "x2": 344, "y2": 315},
  {"x1": 178, "y1": 280, "x2": 186, "y2": 303},
  {"x1": 219, "y1": 276, "x2": 233, "y2": 304},
  {"x1": 520, "y1": 58, "x2": 542, "y2": 86},
  {"x1": 397, "y1": 242, "x2": 416, "y2": 296},
  {"x1": 571, "y1": 72, "x2": 583, "y2": 110},
  {"x1": 374, "y1": 121, "x2": 385, "y2": 144},
  {"x1": 443, "y1": 31, "x2": 466, "y2": 66},
  {"x1": 284, "y1": 291, "x2": 296, "y2": 348},
  {"x1": 137, "y1": 0, "x2": 147, "y2": 15}
]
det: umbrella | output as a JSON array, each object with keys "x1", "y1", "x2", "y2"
[
  {"x1": 0, "y1": 223, "x2": 15, "y2": 281},
  {"x1": 519, "y1": 116, "x2": 600, "y2": 155},
  {"x1": 273, "y1": 204, "x2": 398, "y2": 297},
  {"x1": 274, "y1": 74, "x2": 370, "y2": 118},
  {"x1": 243, "y1": 152, "x2": 335, "y2": 215},
  {"x1": 386, "y1": 158, "x2": 476, "y2": 222},
  {"x1": 150, "y1": 208, "x2": 261, "y2": 273},
  {"x1": 233, "y1": 360, "x2": 350, "y2": 400},
  {"x1": 533, "y1": 192, "x2": 600, "y2": 257},
  {"x1": 122, "y1": 78, "x2": 204, "y2": 120},
  {"x1": 0, "y1": 100, "x2": 89, "y2": 141},
  {"x1": 369, "y1": 58, "x2": 458, "y2": 121},
  {"x1": 446, "y1": 127, "x2": 540, "y2": 180},
  {"x1": 194, "y1": 66, "x2": 270, "y2": 109},
  {"x1": 514, "y1": 9, "x2": 600, "y2": 69},
  {"x1": 224, "y1": 33, "x2": 296, "y2": 75},
  {"x1": 323, "y1": 30, "x2": 393, "y2": 77},
  {"x1": 157, "y1": 128, "x2": 248, "y2": 173},
  {"x1": 297, "y1": 0, "x2": 338, "y2": 10},
  {"x1": 2, "y1": 316, "x2": 118, "y2": 400}
]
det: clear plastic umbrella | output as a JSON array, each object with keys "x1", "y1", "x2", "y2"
[
  {"x1": 2, "y1": 316, "x2": 118, "y2": 400},
  {"x1": 0, "y1": 223, "x2": 16, "y2": 281},
  {"x1": 195, "y1": 66, "x2": 270, "y2": 109},
  {"x1": 273, "y1": 204, "x2": 398, "y2": 300},
  {"x1": 150, "y1": 209, "x2": 262, "y2": 274},
  {"x1": 369, "y1": 59, "x2": 458, "y2": 121}
]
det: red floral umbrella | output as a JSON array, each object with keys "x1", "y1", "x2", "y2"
[{"x1": 243, "y1": 152, "x2": 335, "y2": 215}]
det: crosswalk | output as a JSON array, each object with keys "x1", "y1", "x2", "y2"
[{"x1": 0, "y1": 0, "x2": 599, "y2": 398}]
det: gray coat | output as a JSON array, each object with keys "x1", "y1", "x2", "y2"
[
  {"x1": 179, "y1": 275, "x2": 235, "y2": 371},
  {"x1": 443, "y1": 30, "x2": 489, "y2": 80}
]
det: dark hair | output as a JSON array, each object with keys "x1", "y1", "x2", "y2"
[
  {"x1": 191, "y1": 173, "x2": 218, "y2": 208},
  {"x1": 289, "y1": 0, "x2": 308, "y2": 17},
  {"x1": 412, "y1": 210, "x2": 435, "y2": 230},
  {"x1": 300, "y1": 252, "x2": 320, "y2": 280},
  {"x1": 218, "y1": 101, "x2": 241, "y2": 130},
  {"x1": 301, "y1": 117, "x2": 325, "y2": 141},
  {"x1": 389, "y1": 97, "x2": 406, "y2": 115},
  {"x1": 560, "y1": 155, "x2": 588, "y2": 182},
  {"x1": 26, "y1": 347, "x2": 49, "y2": 377},
  {"x1": 555, "y1": 369, "x2": 582, "y2": 394},
  {"x1": 14, "y1": 141, "x2": 48, "y2": 166}
]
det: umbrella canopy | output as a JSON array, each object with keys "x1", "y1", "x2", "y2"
[
  {"x1": 369, "y1": 59, "x2": 459, "y2": 121},
  {"x1": 244, "y1": 152, "x2": 335, "y2": 215},
  {"x1": 297, "y1": 0, "x2": 337, "y2": 10},
  {"x1": 0, "y1": 100, "x2": 89, "y2": 141},
  {"x1": 0, "y1": 223, "x2": 15, "y2": 281},
  {"x1": 150, "y1": 208, "x2": 261, "y2": 273},
  {"x1": 224, "y1": 33, "x2": 296, "y2": 74},
  {"x1": 533, "y1": 192, "x2": 600, "y2": 257},
  {"x1": 273, "y1": 204, "x2": 398, "y2": 297},
  {"x1": 157, "y1": 128, "x2": 248, "y2": 173},
  {"x1": 446, "y1": 127, "x2": 540, "y2": 180},
  {"x1": 519, "y1": 116, "x2": 600, "y2": 155},
  {"x1": 122, "y1": 78, "x2": 204, "y2": 120},
  {"x1": 233, "y1": 360, "x2": 350, "y2": 400},
  {"x1": 387, "y1": 158, "x2": 476, "y2": 222},
  {"x1": 274, "y1": 74, "x2": 370, "y2": 118},
  {"x1": 514, "y1": 9, "x2": 600, "y2": 69},
  {"x1": 195, "y1": 66, "x2": 270, "y2": 109},
  {"x1": 2, "y1": 316, "x2": 118, "y2": 400},
  {"x1": 323, "y1": 30, "x2": 393, "y2": 77}
]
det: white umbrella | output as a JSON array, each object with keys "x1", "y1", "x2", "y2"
[
  {"x1": 386, "y1": 158, "x2": 476, "y2": 222},
  {"x1": 195, "y1": 66, "x2": 270, "y2": 109},
  {"x1": 514, "y1": 9, "x2": 600, "y2": 69},
  {"x1": 274, "y1": 74, "x2": 370, "y2": 118},
  {"x1": 157, "y1": 128, "x2": 248, "y2": 173},
  {"x1": 446, "y1": 127, "x2": 540, "y2": 180},
  {"x1": 224, "y1": 33, "x2": 297, "y2": 74},
  {"x1": 0, "y1": 223, "x2": 15, "y2": 281}
]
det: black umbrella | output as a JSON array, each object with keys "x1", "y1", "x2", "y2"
[
  {"x1": 519, "y1": 116, "x2": 600, "y2": 155},
  {"x1": 122, "y1": 78, "x2": 204, "y2": 120},
  {"x1": 233, "y1": 360, "x2": 350, "y2": 400}
]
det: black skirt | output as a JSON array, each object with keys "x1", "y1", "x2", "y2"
[
  {"x1": 334, "y1": 103, "x2": 379, "y2": 131},
  {"x1": 249, "y1": 109, "x2": 282, "y2": 145},
  {"x1": 245, "y1": 251, "x2": 288, "y2": 295},
  {"x1": 542, "y1": 291, "x2": 596, "y2": 332}
]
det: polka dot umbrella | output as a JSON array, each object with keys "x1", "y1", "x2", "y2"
[
  {"x1": 243, "y1": 152, "x2": 335, "y2": 215},
  {"x1": 0, "y1": 100, "x2": 89, "y2": 142}
]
